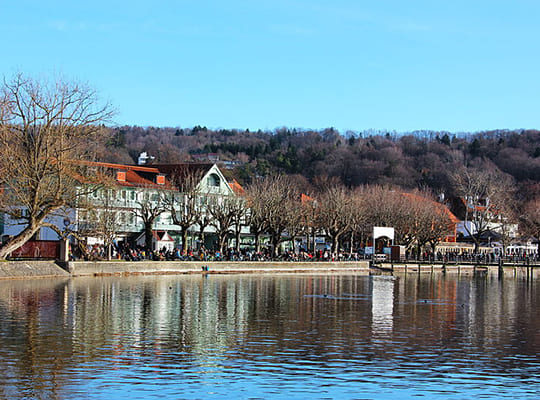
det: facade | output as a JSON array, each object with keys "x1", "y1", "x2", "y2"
[{"x1": 2, "y1": 161, "x2": 244, "y2": 253}]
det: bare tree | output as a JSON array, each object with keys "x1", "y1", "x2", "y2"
[
  {"x1": 362, "y1": 185, "x2": 411, "y2": 245},
  {"x1": 244, "y1": 181, "x2": 270, "y2": 253},
  {"x1": 313, "y1": 182, "x2": 354, "y2": 255},
  {"x1": 300, "y1": 194, "x2": 320, "y2": 254},
  {"x1": 452, "y1": 167, "x2": 515, "y2": 252},
  {"x1": 166, "y1": 166, "x2": 206, "y2": 251},
  {"x1": 229, "y1": 196, "x2": 248, "y2": 252},
  {"x1": 251, "y1": 175, "x2": 298, "y2": 257},
  {"x1": 207, "y1": 196, "x2": 237, "y2": 254},
  {"x1": 194, "y1": 211, "x2": 212, "y2": 250},
  {"x1": 347, "y1": 187, "x2": 370, "y2": 254},
  {"x1": 520, "y1": 197, "x2": 540, "y2": 254},
  {"x1": 133, "y1": 188, "x2": 168, "y2": 251},
  {"x1": 282, "y1": 196, "x2": 307, "y2": 254},
  {"x1": 0, "y1": 74, "x2": 114, "y2": 259},
  {"x1": 76, "y1": 189, "x2": 120, "y2": 260},
  {"x1": 403, "y1": 190, "x2": 454, "y2": 258}
]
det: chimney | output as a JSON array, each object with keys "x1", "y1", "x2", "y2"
[
  {"x1": 117, "y1": 170, "x2": 127, "y2": 182},
  {"x1": 156, "y1": 174, "x2": 166, "y2": 185}
]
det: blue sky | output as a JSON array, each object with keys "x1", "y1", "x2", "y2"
[{"x1": 2, "y1": 0, "x2": 539, "y2": 133}]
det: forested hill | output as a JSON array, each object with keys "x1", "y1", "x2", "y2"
[{"x1": 101, "y1": 126, "x2": 540, "y2": 198}]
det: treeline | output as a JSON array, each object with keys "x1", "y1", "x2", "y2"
[{"x1": 100, "y1": 126, "x2": 540, "y2": 200}]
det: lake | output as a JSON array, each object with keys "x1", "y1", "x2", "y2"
[{"x1": 0, "y1": 273, "x2": 538, "y2": 399}]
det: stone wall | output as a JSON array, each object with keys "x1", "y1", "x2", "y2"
[
  {"x1": 66, "y1": 260, "x2": 371, "y2": 276},
  {"x1": 0, "y1": 261, "x2": 70, "y2": 279}
]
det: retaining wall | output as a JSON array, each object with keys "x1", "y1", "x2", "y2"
[
  {"x1": 0, "y1": 261, "x2": 70, "y2": 279},
  {"x1": 66, "y1": 260, "x2": 371, "y2": 276},
  {"x1": 1, "y1": 260, "x2": 537, "y2": 280}
]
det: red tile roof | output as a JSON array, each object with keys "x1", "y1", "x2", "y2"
[
  {"x1": 229, "y1": 179, "x2": 246, "y2": 195},
  {"x1": 76, "y1": 160, "x2": 173, "y2": 189}
]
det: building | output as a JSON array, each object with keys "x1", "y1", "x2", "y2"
[{"x1": 2, "y1": 161, "x2": 243, "y2": 255}]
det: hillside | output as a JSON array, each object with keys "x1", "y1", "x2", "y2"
[{"x1": 100, "y1": 126, "x2": 540, "y2": 200}]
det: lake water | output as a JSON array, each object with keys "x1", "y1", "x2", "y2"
[{"x1": 0, "y1": 273, "x2": 538, "y2": 399}]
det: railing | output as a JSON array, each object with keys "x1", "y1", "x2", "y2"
[{"x1": 378, "y1": 254, "x2": 540, "y2": 266}]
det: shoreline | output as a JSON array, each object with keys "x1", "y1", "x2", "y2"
[{"x1": 0, "y1": 260, "x2": 538, "y2": 280}]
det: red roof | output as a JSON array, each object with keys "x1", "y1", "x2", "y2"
[
  {"x1": 76, "y1": 160, "x2": 173, "y2": 189},
  {"x1": 301, "y1": 193, "x2": 315, "y2": 204},
  {"x1": 229, "y1": 179, "x2": 246, "y2": 195},
  {"x1": 402, "y1": 192, "x2": 460, "y2": 223}
]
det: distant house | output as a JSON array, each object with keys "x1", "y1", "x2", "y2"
[
  {"x1": 191, "y1": 153, "x2": 220, "y2": 162},
  {"x1": 136, "y1": 230, "x2": 175, "y2": 252},
  {"x1": 454, "y1": 196, "x2": 518, "y2": 240}
]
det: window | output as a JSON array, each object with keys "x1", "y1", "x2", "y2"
[{"x1": 207, "y1": 173, "x2": 220, "y2": 187}]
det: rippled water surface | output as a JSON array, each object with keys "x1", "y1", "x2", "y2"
[{"x1": 0, "y1": 273, "x2": 538, "y2": 399}]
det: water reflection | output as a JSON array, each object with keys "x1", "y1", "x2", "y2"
[
  {"x1": 372, "y1": 276, "x2": 395, "y2": 334},
  {"x1": 0, "y1": 274, "x2": 538, "y2": 399}
]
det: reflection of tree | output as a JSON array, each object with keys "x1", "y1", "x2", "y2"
[
  {"x1": 1, "y1": 274, "x2": 539, "y2": 398},
  {"x1": 0, "y1": 279, "x2": 73, "y2": 398}
]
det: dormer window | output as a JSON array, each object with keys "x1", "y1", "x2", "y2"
[{"x1": 207, "y1": 173, "x2": 220, "y2": 187}]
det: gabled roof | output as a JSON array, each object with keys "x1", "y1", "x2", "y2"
[
  {"x1": 153, "y1": 230, "x2": 174, "y2": 242},
  {"x1": 71, "y1": 160, "x2": 241, "y2": 194},
  {"x1": 136, "y1": 230, "x2": 174, "y2": 244},
  {"x1": 121, "y1": 170, "x2": 158, "y2": 187},
  {"x1": 76, "y1": 160, "x2": 173, "y2": 189}
]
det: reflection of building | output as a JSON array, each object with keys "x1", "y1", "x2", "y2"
[
  {"x1": 371, "y1": 276, "x2": 394, "y2": 334},
  {"x1": 1, "y1": 273, "x2": 538, "y2": 396}
]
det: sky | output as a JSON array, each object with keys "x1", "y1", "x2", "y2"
[{"x1": 2, "y1": 0, "x2": 540, "y2": 133}]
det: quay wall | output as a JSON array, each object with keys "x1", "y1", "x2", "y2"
[
  {"x1": 66, "y1": 260, "x2": 370, "y2": 276},
  {"x1": 0, "y1": 261, "x2": 70, "y2": 279},
  {"x1": 1, "y1": 260, "x2": 538, "y2": 280}
]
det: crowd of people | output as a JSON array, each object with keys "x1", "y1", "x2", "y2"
[
  {"x1": 73, "y1": 242, "x2": 539, "y2": 264},
  {"x1": 74, "y1": 243, "x2": 364, "y2": 262}
]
